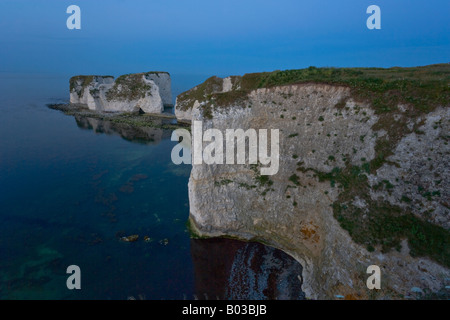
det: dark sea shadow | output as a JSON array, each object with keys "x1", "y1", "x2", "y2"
[{"x1": 190, "y1": 238, "x2": 305, "y2": 300}]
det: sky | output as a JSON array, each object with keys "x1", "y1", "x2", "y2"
[{"x1": 0, "y1": 0, "x2": 449, "y2": 87}]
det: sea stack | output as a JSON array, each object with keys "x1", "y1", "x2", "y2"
[{"x1": 69, "y1": 71, "x2": 172, "y2": 113}]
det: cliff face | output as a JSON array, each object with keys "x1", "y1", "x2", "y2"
[
  {"x1": 176, "y1": 65, "x2": 450, "y2": 299},
  {"x1": 174, "y1": 76, "x2": 239, "y2": 121},
  {"x1": 143, "y1": 72, "x2": 172, "y2": 106},
  {"x1": 70, "y1": 72, "x2": 172, "y2": 113}
]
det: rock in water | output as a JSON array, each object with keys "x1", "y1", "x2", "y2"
[
  {"x1": 159, "y1": 238, "x2": 169, "y2": 246},
  {"x1": 120, "y1": 235, "x2": 139, "y2": 242},
  {"x1": 143, "y1": 236, "x2": 153, "y2": 243},
  {"x1": 69, "y1": 71, "x2": 172, "y2": 113}
]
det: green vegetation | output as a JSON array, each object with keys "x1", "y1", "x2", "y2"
[
  {"x1": 214, "y1": 179, "x2": 233, "y2": 187},
  {"x1": 333, "y1": 200, "x2": 449, "y2": 267},
  {"x1": 238, "y1": 182, "x2": 257, "y2": 190},
  {"x1": 249, "y1": 163, "x2": 275, "y2": 197},
  {"x1": 241, "y1": 64, "x2": 450, "y2": 266},
  {"x1": 69, "y1": 75, "x2": 115, "y2": 98},
  {"x1": 245, "y1": 65, "x2": 449, "y2": 113},
  {"x1": 89, "y1": 88, "x2": 100, "y2": 97},
  {"x1": 255, "y1": 174, "x2": 273, "y2": 187},
  {"x1": 106, "y1": 73, "x2": 152, "y2": 101},
  {"x1": 70, "y1": 72, "x2": 168, "y2": 101},
  {"x1": 297, "y1": 161, "x2": 450, "y2": 267},
  {"x1": 175, "y1": 64, "x2": 450, "y2": 267},
  {"x1": 401, "y1": 195, "x2": 412, "y2": 203},
  {"x1": 186, "y1": 218, "x2": 209, "y2": 239},
  {"x1": 176, "y1": 76, "x2": 224, "y2": 113},
  {"x1": 69, "y1": 75, "x2": 95, "y2": 98},
  {"x1": 177, "y1": 64, "x2": 449, "y2": 122},
  {"x1": 288, "y1": 174, "x2": 300, "y2": 186},
  {"x1": 144, "y1": 71, "x2": 169, "y2": 76}
]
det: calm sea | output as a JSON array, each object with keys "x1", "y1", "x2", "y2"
[{"x1": 0, "y1": 74, "x2": 304, "y2": 300}]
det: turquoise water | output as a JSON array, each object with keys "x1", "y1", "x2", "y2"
[{"x1": 0, "y1": 74, "x2": 304, "y2": 300}]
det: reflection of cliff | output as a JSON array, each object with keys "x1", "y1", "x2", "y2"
[
  {"x1": 74, "y1": 115, "x2": 171, "y2": 145},
  {"x1": 190, "y1": 238, "x2": 304, "y2": 300}
]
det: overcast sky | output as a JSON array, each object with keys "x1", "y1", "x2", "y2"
[{"x1": 0, "y1": 0, "x2": 448, "y2": 79}]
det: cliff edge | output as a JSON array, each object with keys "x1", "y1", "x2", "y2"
[{"x1": 176, "y1": 64, "x2": 450, "y2": 299}]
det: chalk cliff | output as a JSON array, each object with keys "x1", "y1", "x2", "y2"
[
  {"x1": 176, "y1": 65, "x2": 450, "y2": 299},
  {"x1": 175, "y1": 76, "x2": 238, "y2": 121},
  {"x1": 70, "y1": 72, "x2": 172, "y2": 113}
]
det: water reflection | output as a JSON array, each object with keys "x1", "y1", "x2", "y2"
[
  {"x1": 191, "y1": 238, "x2": 305, "y2": 300},
  {"x1": 5, "y1": 99, "x2": 304, "y2": 300},
  {"x1": 74, "y1": 115, "x2": 172, "y2": 145}
]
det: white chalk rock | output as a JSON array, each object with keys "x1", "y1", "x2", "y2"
[{"x1": 69, "y1": 72, "x2": 171, "y2": 113}]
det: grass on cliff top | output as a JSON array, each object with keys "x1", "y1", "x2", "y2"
[
  {"x1": 177, "y1": 64, "x2": 450, "y2": 116},
  {"x1": 70, "y1": 72, "x2": 169, "y2": 101},
  {"x1": 69, "y1": 75, "x2": 95, "y2": 98},
  {"x1": 144, "y1": 71, "x2": 170, "y2": 76},
  {"x1": 69, "y1": 75, "x2": 114, "y2": 98},
  {"x1": 106, "y1": 73, "x2": 152, "y2": 102},
  {"x1": 250, "y1": 64, "x2": 450, "y2": 113},
  {"x1": 177, "y1": 76, "x2": 224, "y2": 112}
]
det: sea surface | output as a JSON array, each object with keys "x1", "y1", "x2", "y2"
[{"x1": 0, "y1": 74, "x2": 304, "y2": 300}]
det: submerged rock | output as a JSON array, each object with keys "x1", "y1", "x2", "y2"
[
  {"x1": 159, "y1": 238, "x2": 169, "y2": 246},
  {"x1": 120, "y1": 235, "x2": 139, "y2": 242}
]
